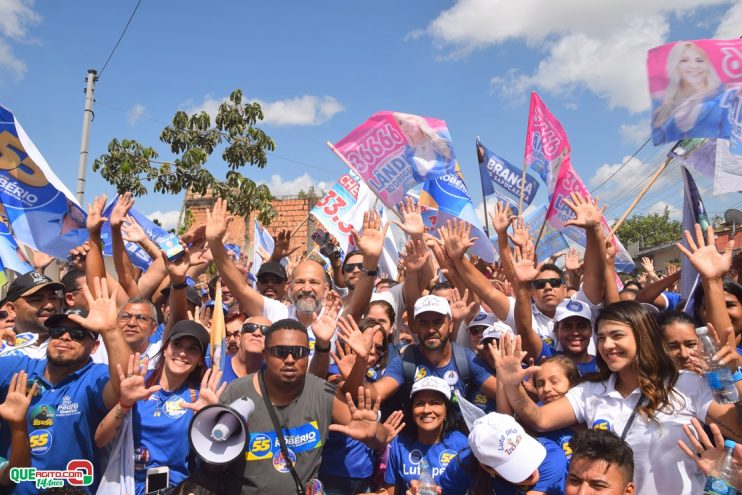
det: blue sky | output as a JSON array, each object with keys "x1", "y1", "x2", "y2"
[{"x1": 2, "y1": 0, "x2": 741, "y2": 231}]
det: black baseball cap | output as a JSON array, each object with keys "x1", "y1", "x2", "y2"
[
  {"x1": 5, "y1": 272, "x2": 64, "y2": 303},
  {"x1": 45, "y1": 308, "x2": 89, "y2": 329},
  {"x1": 169, "y1": 320, "x2": 210, "y2": 353},
  {"x1": 256, "y1": 262, "x2": 287, "y2": 281},
  {"x1": 160, "y1": 285, "x2": 201, "y2": 306}
]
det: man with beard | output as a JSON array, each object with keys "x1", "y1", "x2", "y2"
[
  {"x1": 1, "y1": 272, "x2": 64, "y2": 358},
  {"x1": 205, "y1": 199, "x2": 385, "y2": 355},
  {"x1": 0, "y1": 278, "x2": 131, "y2": 494},
  {"x1": 213, "y1": 318, "x2": 392, "y2": 493},
  {"x1": 344, "y1": 295, "x2": 497, "y2": 406},
  {"x1": 222, "y1": 316, "x2": 269, "y2": 383}
]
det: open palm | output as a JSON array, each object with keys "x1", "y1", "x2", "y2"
[{"x1": 677, "y1": 224, "x2": 734, "y2": 280}]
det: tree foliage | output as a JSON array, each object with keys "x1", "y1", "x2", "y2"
[
  {"x1": 92, "y1": 89, "x2": 277, "y2": 224},
  {"x1": 616, "y1": 207, "x2": 682, "y2": 248}
]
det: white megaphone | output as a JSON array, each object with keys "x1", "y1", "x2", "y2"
[{"x1": 188, "y1": 397, "x2": 255, "y2": 465}]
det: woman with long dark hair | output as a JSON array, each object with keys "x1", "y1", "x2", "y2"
[{"x1": 492, "y1": 301, "x2": 742, "y2": 495}]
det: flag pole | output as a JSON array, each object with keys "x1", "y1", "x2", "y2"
[
  {"x1": 609, "y1": 156, "x2": 672, "y2": 237},
  {"x1": 476, "y1": 137, "x2": 491, "y2": 236},
  {"x1": 518, "y1": 161, "x2": 527, "y2": 214},
  {"x1": 533, "y1": 205, "x2": 552, "y2": 253},
  {"x1": 290, "y1": 216, "x2": 309, "y2": 238}
]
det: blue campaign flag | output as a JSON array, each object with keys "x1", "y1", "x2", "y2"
[
  {"x1": 0, "y1": 222, "x2": 33, "y2": 275},
  {"x1": 477, "y1": 138, "x2": 540, "y2": 216},
  {"x1": 0, "y1": 105, "x2": 88, "y2": 258},
  {"x1": 250, "y1": 220, "x2": 275, "y2": 279},
  {"x1": 680, "y1": 165, "x2": 708, "y2": 300},
  {"x1": 99, "y1": 195, "x2": 171, "y2": 271},
  {"x1": 422, "y1": 171, "x2": 497, "y2": 263}
]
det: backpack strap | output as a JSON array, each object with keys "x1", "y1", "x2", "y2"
[
  {"x1": 402, "y1": 345, "x2": 417, "y2": 384},
  {"x1": 450, "y1": 343, "x2": 471, "y2": 387}
]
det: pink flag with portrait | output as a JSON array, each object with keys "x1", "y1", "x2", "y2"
[
  {"x1": 524, "y1": 92, "x2": 571, "y2": 195},
  {"x1": 333, "y1": 111, "x2": 458, "y2": 208},
  {"x1": 647, "y1": 39, "x2": 742, "y2": 146}
]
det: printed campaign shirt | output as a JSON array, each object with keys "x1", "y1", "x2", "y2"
[{"x1": 384, "y1": 431, "x2": 467, "y2": 492}]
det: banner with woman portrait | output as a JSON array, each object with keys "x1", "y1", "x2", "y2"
[
  {"x1": 647, "y1": 39, "x2": 742, "y2": 145},
  {"x1": 333, "y1": 111, "x2": 457, "y2": 208}
]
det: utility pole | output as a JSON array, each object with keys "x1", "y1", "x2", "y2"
[{"x1": 76, "y1": 69, "x2": 98, "y2": 205}]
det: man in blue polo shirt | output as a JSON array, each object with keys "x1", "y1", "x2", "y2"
[{"x1": 0, "y1": 280, "x2": 130, "y2": 494}]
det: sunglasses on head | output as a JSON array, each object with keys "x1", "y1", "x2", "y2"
[
  {"x1": 241, "y1": 323, "x2": 270, "y2": 335},
  {"x1": 266, "y1": 345, "x2": 310, "y2": 359},
  {"x1": 343, "y1": 262, "x2": 364, "y2": 273},
  {"x1": 531, "y1": 278, "x2": 564, "y2": 290},
  {"x1": 48, "y1": 326, "x2": 95, "y2": 342},
  {"x1": 257, "y1": 274, "x2": 285, "y2": 285}
]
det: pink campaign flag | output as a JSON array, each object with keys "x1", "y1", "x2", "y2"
[
  {"x1": 333, "y1": 111, "x2": 458, "y2": 208},
  {"x1": 524, "y1": 92, "x2": 572, "y2": 195},
  {"x1": 647, "y1": 39, "x2": 742, "y2": 146}
]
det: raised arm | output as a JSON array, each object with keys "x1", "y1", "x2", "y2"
[
  {"x1": 634, "y1": 269, "x2": 681, "y2": 309},
  {"x1": 564, "y1": 193, "x2": 606, "y2": 305},
  {"x1": 0, "y1": 372, "x2": 37, "y2": 486},
  {"x1": 604, "y1": 237, "x2": 620, "y2": 305},
  {"x1": 161, "y1": 244, "x2": 193, "y2": 343},
  {"x1": 346, "y1": 210, "x2": 390, "y2": 320},
  {"x1": 109, "y1": 192, "x2": 140, "y2": 298},
  {"x1": 401, "y1": 238, "x2": 428, "y2": 324},
  {"x1": 84, "y1": 194, "x2": 109, "y2": 294},
  {"x1": 120, "y1": 216, "x2": 168, "y2": 299},
  {"x1": 510, "y1": 245, "x2": 545, "y2": 363}
]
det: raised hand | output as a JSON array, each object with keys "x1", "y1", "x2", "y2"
[
  {"x1": 488, "y1": 333, "x2": 540, "y2": 386},
  {"x1": 450, "y1": 287, "x2": 477, "y2": 323},
  {"x1": 329, "y1": 342, "x2": 357, "y2": 380},
  {"x1": 67, "y1": 241, "x2": 90, "y2": 270},
  {"x1": 0, "y1": 371, "x2": 38, "y2": 426},
  {"x1": 118, "y1": 354, "x2": 161, "y2": 407},
  {"x1": 351, "y1": 210, "x2": 390, "y2": 261},
  {"x1": 121, "y1": 215, "x2": 148, "y2": 244},
  {"x1": 563, "y1": 192, "x2": 605, "y2": 229},
  {"x1": 508, "y1": 217, "x2": 531, "y2": 249},
  {"x1": 68, "y1": 277, "x2": 119, "y2": 334},
  {"x1": 336, "y1": 316, "x2": 375, "y2": 360},
  {"x1": 205, "y1": 198, "x2": 233, "y2": 244},
  {"x1": 707, "y1": 323, "x2": 741, "y2": 372},
  {"x1": 605, "y1": 237, "x2": 617, "y2": 262},
  {"x1": 677, "y1": 418, "x2": 729, "y2": 479},
  {"x1": 311, "y1": 297, "x2": 341, "y2": 348},
  {"x1": 271, "y1": 229, "x2": 301, "y2": 261},
  {"x1": 439, "y1": 220, "x2": 476, "y2": 261},
  {"x1": 31, "y1": 249, "x2": 55, "y2": 273},
  {"x1": 110, "y1": 192, "x2": 135, "y2": 229},
  {"x1": 490, "y1": 201, "x2": 515, "y2": 236},
  {"x1": 181, "y1": 368, "x2": 227, "y2": 412},
  {"x1": 512, "y1": 245, "x2": 542, "y2": 285},
  {"x1": 565, "y1": 247, "x2": 582, "y2": 271},
  {"x1": 329, "y1": 387, "x2": 381, "y2": 443},
  {"x1": 395, "y1": 196, "x2": 425, "y2": 236},
  {"x1": 676, "y1": 223, "x2": 735, "y2": 281},
  {"x1": 640, "y1": 256, "x2": 655, "y2": 274},
  {"x1": 86, "y1": 194, "x2": 108, "y2": 235},
  {"x1": 162, "y1": 241, "x2": 192, "y2": 282},
  {"x1": 382, "y1": 410, "x2": 405, "y2": 446},
  {"x1": 403, "y1": 238, "x2": 430, "y2": 273}
]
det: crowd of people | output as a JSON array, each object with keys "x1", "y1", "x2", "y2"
[{"x1": 0, "y1": 189, "x2": 741, "y2": 495}]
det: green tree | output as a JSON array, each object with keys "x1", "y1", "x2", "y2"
[
  {"x1": 616, "y1": 207, "x2": 682, "y2": 248},
  {"x1": 92, "y1": 89, "x2": 277, "y2": 224}
]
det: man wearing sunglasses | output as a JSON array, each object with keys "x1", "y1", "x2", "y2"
[
  {"x1": 0, "y1": 279, "x2": 131, "y2": 494},
  {"x1": 255, "y1": 262, "x2": 288, "y2": 301},
  {"x1": 0, "y1": 271, "x2": 65, "y2": 358},
  {"x1": 216, "y1": 318, "x2": 393, "y2": 493},
  {"x1": 222, "y1": 316, "x2": 269, "y2": 383}
]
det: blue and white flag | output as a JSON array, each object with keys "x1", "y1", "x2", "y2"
[
  {"x1": 0, "y1": 105, "x2": 88, "y2": 258},
  {"x1": 251, "y1": 220, "x2": 275, "y2": 279},
  {"x1": 477, "y1": 138, "x2": 539, "y2": 216},
  {"x1": 421, "y1": 168, "x2": 497, "y2": 263},
  {"x1": 680, "y1": 166, "x2": 707, "y2": 300},
  {"x1": 100, "y1": 196, "x2": 170, "y2": 271},
  {"x1": 0, "y1": 222, "x2": 33, "y2": 276}
]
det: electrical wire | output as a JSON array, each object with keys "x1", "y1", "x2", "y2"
[{"x1": 98, "y1": 0, "x2": 144, "y2": 78}]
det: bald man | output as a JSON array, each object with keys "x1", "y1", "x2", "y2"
[{"x1": 222, "y1": 316, "x2": 270, "y2": 383}]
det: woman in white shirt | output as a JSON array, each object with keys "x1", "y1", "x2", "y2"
[{"x1": 492, "y1": 301, "x2": 742, "y2": 495}]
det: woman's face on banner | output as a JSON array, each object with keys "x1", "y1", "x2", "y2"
[
  {"x1": 678, "y1": 45, "x2": 709, "y2": 90},
  {"x1": 396, "y1": 114, "x2": 423, "y2": 143}
]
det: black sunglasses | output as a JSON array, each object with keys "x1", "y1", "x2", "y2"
[
  {"x1": 372, "y1": 344, "x2": 386, "y2": 355},
  {"x1": 48, "y1": 327, "x2": 95, "y2": 342},
  {"x1": 343, "y1": 262, "x2": 363, "y2": 273},
  {"x1": 266, "y1": 345, "x2": 310, "y2": 359},
  {"x1": 531, "y1": 278, "x2": 564, "y2": 290},
  {"x1": 257, "y1": 274, "x2": 286, "y2": 284},
  {"x1": 241, "y1": 323, "x2": 270, "y2": 335}
]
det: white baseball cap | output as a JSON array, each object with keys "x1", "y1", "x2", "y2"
[
  {"x1": 481, "y1": 321, "x2": 514, "y2": 342},
  {"x1": 370, "y1": 291, "x2": 395, "y2": 308},
  {"x1": 467, "y1": 311, "x2": 497, "y2": 331},
  {"x1": 413, "y1": 295, "x2": 452, "y2": 318},
  {"x1": 554, "y1": 299, "x2": 592, "y2": 323},
  {"x1": 468, "y1": 412, "x2": 546, "y2": 484},
  {"x1": 410, "y1": 376, "x2": 452, "y2": 401}
]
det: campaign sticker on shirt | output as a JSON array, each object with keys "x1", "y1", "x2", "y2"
[
  {"x1": 542, "y1": 336, "x2": 555, "y2": 347},
  {"x1": 438, "y1": 450, "x2": 457, "y2": 468},
  {"x1": 559, "y1": 435, "x2": 573, "y2": 460},
  {"x1": 163, "y1": 395, "x2": 188, "y2": 419},
  {"x1": 408, "y1": 449, "x2": 423, "y2": 465},
  {"x1": 414, "y1": 366, "x2": 429, "y2": 381},
  {"x1": 272, "y1": 448, "x2": 297, "y2": 473},
  {"x1": 473, "y1": 392, "x2": 488, "y2": 407},
  {"x1": 247, "y1": 433, "x2": 274, "y2": 460},
  {"x1": 29, "y1": 429, "x2": 52, "y2": 455},
  {"x1": 30, "y1": 404, "x2": 55, "y2": 429},
  {"x1": 309, "y1": 335, "x2": 316, "y2": 351},
  {"x1": 592, "y1": 419, "x2": 612, "y2": 432},
  {"x1": 56, "y1": 395, "x2": 80, "y2": 417},
  {"x1": 443, "y1": 370, "x2": 459, "y2": 386}
]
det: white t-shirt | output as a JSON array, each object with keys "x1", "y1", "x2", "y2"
[
  {"x1": 503, "y1": 286, "x2": 600, "y2": 354},
  {"x1": 91, "y1": 339, "x2": 161, "y2": 370},
  {"x1": 565, "y1": 371, "x2": 713, "y2": 495},
  {"x1": 262, "y1": 296, "x2": 318, "y2": 356},
  {"x1": 10, "y1": 338, "x2": 48, "y2": 358}
]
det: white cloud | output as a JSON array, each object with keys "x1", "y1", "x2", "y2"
[
  {"x1": 714, "y1": 2, "x2": 742, "y2": 38},
  {"x1": 260, "y1": 174, "x2": 331, "y2": 197},
  {"x1": 127, "y1": 103, "x2": 145, "y2": 126},
  {"x1": 184, "y1": 94, "x2": 344, "y2": 127},
  {"x1": 588, "y1": 155, "x2": 679, "y2": 206},
  {"x1": 146, "y1": 210, "x2": 180, "y2": 231},
  {"x1": 421, "y1": 0, "x2": 734, "y2": 112},
  {"x1": 619, "y1": 120, "x2": 650, "y2": 146},
  {"x1": 646, "y1": 200, "x2": 681, "y2": 219},
  {"x1": 0, "y1": 0, "x2": 41, "y2": 81}
]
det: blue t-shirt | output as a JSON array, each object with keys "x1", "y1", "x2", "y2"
[
  {"x1": 133, "y1": 381, "x2": 198, "y2": 495},
  {"x1": 221, "y1": 353, "x2": 240, "y2": 384},
  {"x1": 540, "y1": 428, "x2": 575, "y2": 462},
  {"x1": 0, "y1": 356, "x2": 110, "y2": 495},
  {"x1": 440, "y1": 437, "x2": 567, "y2": 495},
  {"x1": 384, "y1": 345, "x2": 493, "y2": 397},
  {"x1": 539, "y1": 344, "x2": 599, "y2": 376},
  {"x1": 384, "y1": 431, "x2": 468, "y2": 492},
  {"x1": 149, "y1": 323, "x2": 165, "y2": 344},
  {"x1": 661, "y1": 291, "x2": 682, "y2": 311},
  {"x1": 467, "y1": 357, "x2": 497, "y2": 413}
]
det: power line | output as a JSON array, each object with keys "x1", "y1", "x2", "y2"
[
  {"x1": 590, "y1": 135, "x2": 652, "y2": 194},
  {"x1": 98, "y1": 0, "x2": 143, "y2": 78}
]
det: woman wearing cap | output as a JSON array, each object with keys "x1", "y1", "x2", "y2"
[
  {"x1": 95, "y1": 320, "x2": 225, "y2": 494},
  {"x1": 373, "y1": 376, "x2": 467, "y2": 494},
  {"x1": 493, "y1": 301, "x2": 742, "y2": 495}
]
